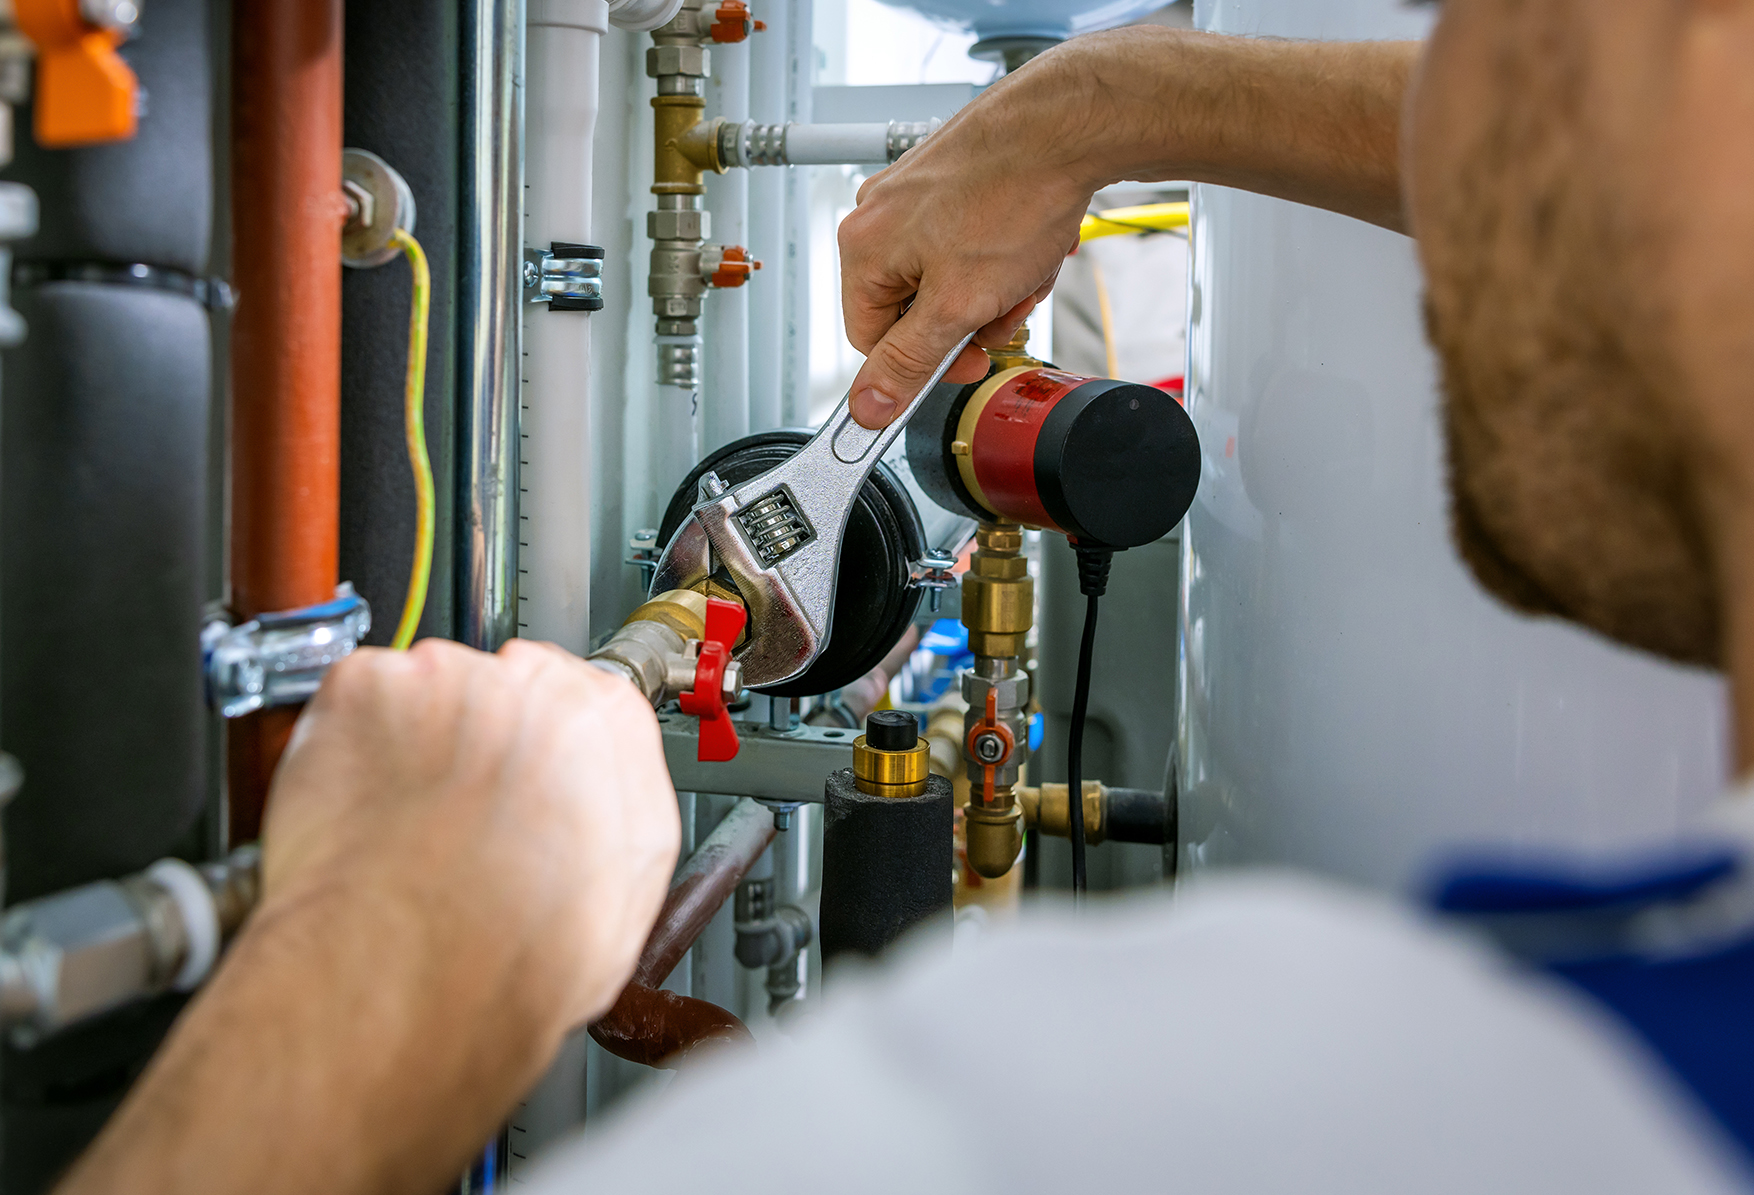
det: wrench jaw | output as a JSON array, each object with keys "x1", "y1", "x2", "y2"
[
  {"x1": 648, "y1": 512, "x2": 714, "y2": 597},
  {"x1": 647, "y1": 333, "x2": 976, "y2": 692},
  {"x1": 696, "y1": 499, "x2": 828, "y2": 688},
  {"x1": 646, "y1": 500, "x2": 835, "y2": 690}
]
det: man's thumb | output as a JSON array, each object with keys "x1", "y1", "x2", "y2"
[{"x1": 849, "y1": 312, "x2": 972, "y2": 430}]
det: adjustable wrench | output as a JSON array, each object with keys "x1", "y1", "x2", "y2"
[{"x1": 649, "y1": 333, "x2": 974, "y2": 689}]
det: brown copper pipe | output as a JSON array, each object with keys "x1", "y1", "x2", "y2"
[
  {"x1": 634, "y1": 797, "x2": 777, "y2": 987},
  {"x1": 226, "y1": 0, "x2": 345, "y2": 844},
  {"x1": 589, "y1": 983, "x2": 754, "y2": 1067},
  {"x1": 590, "y1": 798, "x2": 778, "y2": 1066}
]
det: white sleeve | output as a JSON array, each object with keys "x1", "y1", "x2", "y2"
[{"x1": 522, "y1": 873, "x2": 1750, "y2": 1195}]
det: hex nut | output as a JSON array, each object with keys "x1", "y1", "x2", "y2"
[
  {"x1": 961, "y1": 669, "x2": 1030, "y2": 709},
  {"x1": 647, "y1": 45, "x2": 709, "y2": 78},
  {"x1": 648, "y1": 209, "x2": 709, "y2": 241}
]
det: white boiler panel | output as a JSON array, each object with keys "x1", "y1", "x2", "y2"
[{"x1": 1178, "y1": 0, "x2": 1730, "y2": 891}]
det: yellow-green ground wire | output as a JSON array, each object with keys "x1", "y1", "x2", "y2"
[{"x1": 388, "y1": 227, "x2": 434, "y2": 650}]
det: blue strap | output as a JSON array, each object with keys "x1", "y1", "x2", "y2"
[
  {"x1": 1430, "y1": 843, "x2": 1739, "y2": 914},
  {"x1": 1430, "y1": 839, "x2": 1754, "y2": 1160}
]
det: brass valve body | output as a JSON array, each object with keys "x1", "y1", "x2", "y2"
[
  {"x1": 852, "y1": 734, "x2": 930, "y2": 799},
  {"x1": 622, "y1": 587, "x2": 708, "y2": 640}
]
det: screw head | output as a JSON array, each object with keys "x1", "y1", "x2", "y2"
[{"x1": 973, "y1": 733, "x2": 1006, "y2": 764}]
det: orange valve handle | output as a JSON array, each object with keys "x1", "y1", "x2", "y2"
[
  {"x1": 965, "y1": 688, "x2": 1014, "y2": 808},
  {"x1": 710, "y1": 246, "x2": 760, "y2": 289},
  {"x1": 15, "y1": 0, "x2": 139, "y2": 147},
  {"x1": 678, "y1": 596, "x2": 748, "y2": 762},
  {"x1": 710, "y1": 0, "x2": 758, "y2": 42}
]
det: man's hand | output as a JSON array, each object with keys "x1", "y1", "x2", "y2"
[
  {"x1": 840, "y1": 50, "x2": 1094, "y2": 428},
  {"x1": 58, "y1": 639, "x2": 680, "y2": 1195},
  {"x1": 841, "y1": 27, "x2": 1420, "y2": 429},
  {"x1": 264, "y1": 638, "x2": 680, "y2": 1031}
]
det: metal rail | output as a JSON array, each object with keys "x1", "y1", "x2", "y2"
[{"x1": 456, "y1": 0, "x2": 525, "y2": 651}]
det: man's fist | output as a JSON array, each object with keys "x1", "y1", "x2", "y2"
[{"x1": 262, "y1": 638, "x2": 681, "y2": 1036}]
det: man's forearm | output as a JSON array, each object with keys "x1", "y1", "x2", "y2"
[
  {"x1": 54, "y1": 889, "x2": 558, "y2": 1195},
  {"x1": 1001, "y1": 28, "x2": 1420, "y2": 230}
]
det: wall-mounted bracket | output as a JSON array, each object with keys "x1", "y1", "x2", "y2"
[
  {"x1": 911, "y1": 548, "x2": 957, "y2": 612},
  {"x1": 658, "y1": 715, "x2": 854, "y2": 803},
  {"x1": 202, "y1": 584, "x2": 372, "y2": 718},
  {"x1": 523, "y1": 241, "x2": 604, "y2": 310}
]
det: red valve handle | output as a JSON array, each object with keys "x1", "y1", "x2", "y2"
[{"x1": 678, "y1": 596, "x2": 747, "y2": 762}]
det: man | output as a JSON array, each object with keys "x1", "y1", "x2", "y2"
[{"x1": 50, "y1": 2, "x2": 1754, "y2": 1191}]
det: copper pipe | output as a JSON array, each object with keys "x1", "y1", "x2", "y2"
[
  {"x1": 634, "y1": 797, "x2": 776, "y2": 987},
  {"x1": 226, "y1": 0, "x2": 345, "y2": 844},
  {"x1": 590, "y1": 798, "x2": 778, "y2": 1067},
  {"x1": 589, "y1": 983, "x2": 754, "y2": 1068}
]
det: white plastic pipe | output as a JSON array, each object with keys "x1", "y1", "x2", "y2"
[
  {"x1": 523, "y1": 0, "x2": 609, "y2": 652},
  {"x1": 747, "y1": 0, "x2": 787, "y2": 433},
  {"x1": 776, "y1": 122, "x2": 887, "y2": 164},
  {"x1": 704, "y1": 29, "x2": 752, "y2": 452},
  {"x1": 780, "y1": 0, "x2": 812, "y2": 427}
]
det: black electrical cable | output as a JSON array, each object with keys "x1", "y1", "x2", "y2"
[{"x1": 1068, "y1": 545, "x2": 1114, "y2": 899}]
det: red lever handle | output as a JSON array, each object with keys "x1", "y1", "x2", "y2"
[{"x1": 677, "y1": 596, "x2": 747, "y2": 762}]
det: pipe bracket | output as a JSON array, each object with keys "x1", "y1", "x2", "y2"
[
  {"x1": 523, "y1": 241, "x2": 605, "y2": 311},
  {"x1": 202, "y1": 583, "x2": 372, "y2": 718}
]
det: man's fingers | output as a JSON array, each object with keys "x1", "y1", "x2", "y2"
[{"x1": 849, "y1": 303, "x2": 986, "y2": 429}]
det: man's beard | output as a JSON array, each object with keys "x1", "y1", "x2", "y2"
[{"x1": 1416, "y1": 13, "x2": 1720, "y2": 667}]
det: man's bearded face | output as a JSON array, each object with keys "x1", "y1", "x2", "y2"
[{"x1": 1407, "y1": 0, "x2": 1720, "y2": 666}]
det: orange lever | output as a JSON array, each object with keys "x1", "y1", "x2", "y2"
[
  {"x1": 710, "y1": 245, "x2": 761, "y2": 289},
  {"x1": 15, "y1": 0, "x2": 138, "y2": 147},
  {"x1": 710, "y1": 0, "x2": 755, "y2": 43},
  {"x1": 677, "y1": 597, "x2": 747, "y2": 762}
]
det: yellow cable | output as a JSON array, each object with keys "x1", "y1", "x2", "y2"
[
  {"x1": 1079, "y1": 201, "x2": 1190, "y2": 243},
  {"x1": 387, "y1": 227, "x2": 434, "y2": 651},
  {"x1": 1091, "y1": 261, "x2": 1120, "y2": 379}
]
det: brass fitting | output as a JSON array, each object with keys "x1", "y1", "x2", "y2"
[
  {"x1": 985, "y1": 323, "x2": 1042, "y2": 373},
  {"x1": 852, "y1": 710, "x2": 929, "y2": 798},
  {"x1": 965, "y1": 801, "x2": 1023, "y2": 878},
  {"x1": 622, "y1": 587, "x2": 708, "y2": 641},
  {"x1": 652, "y1": 95, "x2": 708, "y2": 195},
  {"x1": 587, "y1": 588, "x2": 749, "y2": 708},
  {"x1": 674, "y1": 117, "x2": 726, "y2": 174},
  {"x1": 960, "y1": 522, "x2": 1033, "y2": 658},
  {"x1": 1019, "y1": 782, "x2": 1107, "y2": 846}
]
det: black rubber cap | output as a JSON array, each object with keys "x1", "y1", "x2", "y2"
[
  {"x1": 1035, "y1": 379, "x2": 1201, "y2": 548},
  {"x1": 866, "y1": 709, "x2": 918, "y2": 750}
]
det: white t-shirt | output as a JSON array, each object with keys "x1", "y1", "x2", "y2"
[{"x1": 525, "y1": 872, "x2": 1750, "y2": 1193}]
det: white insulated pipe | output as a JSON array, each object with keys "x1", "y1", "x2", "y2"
[{"x1": 523, "y1": 0, "x2": 609, "y2": 652}]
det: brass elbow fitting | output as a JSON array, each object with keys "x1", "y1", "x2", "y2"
[{"x1": 964, "y1": 801, "x2": 1022, "y2": 879}]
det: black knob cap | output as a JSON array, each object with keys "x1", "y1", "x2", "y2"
[{"x1": 866, "y1": 709, "x2": 918, "y2": 751}]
